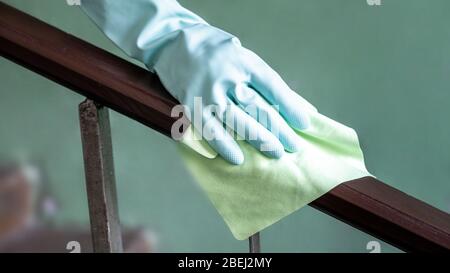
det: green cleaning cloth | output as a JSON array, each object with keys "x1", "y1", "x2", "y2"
[{"x1": 178, "y1": 100, "x2": 372, "y2": 240}]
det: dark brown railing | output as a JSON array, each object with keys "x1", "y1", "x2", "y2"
[{"x1": 1, "y1": 2, "x2": 449, "y2": 253}]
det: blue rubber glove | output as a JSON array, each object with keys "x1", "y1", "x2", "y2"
[{"x1": 81, "y1": 0, "x2": 310, "y2": 165}]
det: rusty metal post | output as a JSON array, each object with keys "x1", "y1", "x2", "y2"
[
  {"x1": 79, "y1": 99, "x2": 123, "y2": 253},
  {"x1": 249, "y1": 233, "x2": 261, "y2": 253}
]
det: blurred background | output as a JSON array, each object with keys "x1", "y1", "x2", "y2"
[{"x1": 0, "y1": 0, "x2": 449, "y2": 252}]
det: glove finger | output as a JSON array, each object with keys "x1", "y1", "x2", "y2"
[
  {"x1": 231, "y1": 85, "x2": 303, "y2": 153},
  {"x1": 245, "y1": 50, "x2": 310, "y2": 130},
  {"x1": 201, "y1": 113, "x2": 244, "y2": 165},
  {"x1": 219, "y1": 102, "x2": 285, "y2": 159}
]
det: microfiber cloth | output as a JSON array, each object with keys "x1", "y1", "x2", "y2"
[{"x1": 178, "y1": 100, "x2": 372, "y2": 240}]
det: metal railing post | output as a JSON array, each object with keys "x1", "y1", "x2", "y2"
[
  {"x1": 249, "y1": 233, "x2": 261, "y2": 253},
  {"x1": 79, "y1": 99, "x2": 123, "y2": 253}
]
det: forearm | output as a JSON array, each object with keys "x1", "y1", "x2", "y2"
[{"x1": 80, "y1": 0, "x2": 211, "y2": 69}]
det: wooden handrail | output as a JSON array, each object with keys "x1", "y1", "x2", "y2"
[
  {"x1": 1, "y1": 2, "x2": 449, "y2": 252},
  {"x1": 311, "y1": 177, "x2": 450, "y2": 252},
  {"x1": 0, "y1": 2, "x2": 178, "y2": 137}
]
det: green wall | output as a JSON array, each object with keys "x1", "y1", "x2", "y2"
[{"x1": 1, "y1": 0, "x2": 449, "y2": 252}]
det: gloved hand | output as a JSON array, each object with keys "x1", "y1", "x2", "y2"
[{"x1": 81, "y1": 0, "x2": 310, "y2": 165}]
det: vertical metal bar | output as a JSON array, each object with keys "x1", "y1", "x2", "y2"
[
  {"x1": 249, "y1": 233, "x2": 261, "y2": 253},
  {"x1": 79, "y1": 99, "x2": 123, "y2": 253}
]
